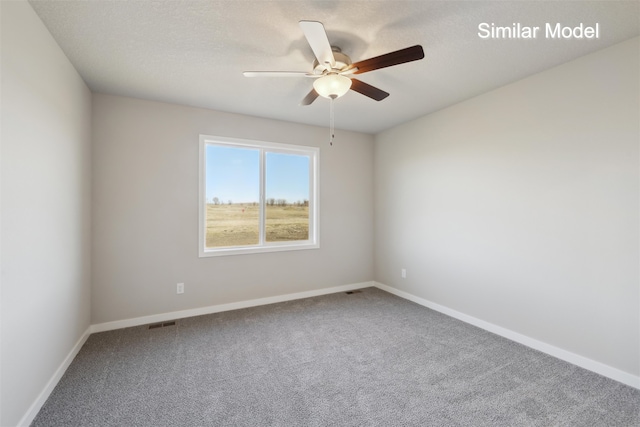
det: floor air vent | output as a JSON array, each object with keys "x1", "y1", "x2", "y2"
[{"x1": 148, "y1": 321, "x2": 176, "y2": 329}]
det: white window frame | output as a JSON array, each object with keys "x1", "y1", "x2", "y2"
[{"x1": 199, "y1": 135, "x2": 319, "y2": 257}]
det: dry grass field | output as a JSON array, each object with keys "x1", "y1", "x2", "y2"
[{"x1": 206, "y1": 204, "x2": 309, "y2": 247}]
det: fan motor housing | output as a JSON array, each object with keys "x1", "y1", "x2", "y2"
[{"x1": 312, "y1": 47, "x2": 352, "y2": 74}]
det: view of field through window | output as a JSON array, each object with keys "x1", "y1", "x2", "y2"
[{"x1": 205, "y1": 145, "x2": 310, "y2": 248}]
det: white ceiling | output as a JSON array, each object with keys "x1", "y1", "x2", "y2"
[{"x1": 29, "y1": 0, "x2": 639, "y2": 134}]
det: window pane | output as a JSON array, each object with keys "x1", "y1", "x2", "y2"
[
  {"x1": 265, "y1": 152, "x2": 310, "y2": 242},
  {"x1": 205, "y1": 145, "x2": 259, "y2": 248}
]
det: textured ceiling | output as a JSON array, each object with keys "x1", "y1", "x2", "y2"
[{"x1": 29, "y1": 1, "x2": 639, "y2": 134}]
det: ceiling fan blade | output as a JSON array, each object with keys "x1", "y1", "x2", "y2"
[
  {"x1": 299, "y1": 20, "x2": 336, "y2": 68},
  {"x1": 243, "y1": 71, "x2": 316, "y2": 77},
  {"x1": 350, "y1": 45, "x2": 424, "y2": 75},
  {"x1": 349, "y1": 78, "x2": 389, "y2": 101},
  {"x1": 300, "y1": 88, "x2": 319, "y2": 106}
]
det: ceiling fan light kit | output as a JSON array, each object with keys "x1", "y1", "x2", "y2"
[
  {"x1": 244, "y1": 20, "x2": 425, "y2": 144},
  {"x1": 313, "y1": 73, "x2": 352, "y2": 99}
]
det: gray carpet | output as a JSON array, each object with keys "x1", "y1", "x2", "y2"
[{"x1": 33, "y1": 287, "x2": 639, "y2": 426}]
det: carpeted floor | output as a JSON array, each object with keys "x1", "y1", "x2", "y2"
[{"x1": 32, "y1": 287, "x2": 639, "y2": 426}]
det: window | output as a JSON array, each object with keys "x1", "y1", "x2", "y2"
[{"x1": 199, "y1": 135, "x2": 319, "y2": 257}]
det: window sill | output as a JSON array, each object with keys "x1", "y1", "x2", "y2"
[{"x1": 199, "y1": 241, "x2": 320, "y2": 257}]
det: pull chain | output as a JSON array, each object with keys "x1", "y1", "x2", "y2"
[{"x1": 329, "y1": 96, "x2": 335, "y2": 146}]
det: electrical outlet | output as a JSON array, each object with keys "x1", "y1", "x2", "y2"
[
  {"x1": 401, "y1": 268, "x2": 407, "y2": 279},
  {"x1": 176, "y1": 283, "x2": 184, "y2": 294}
]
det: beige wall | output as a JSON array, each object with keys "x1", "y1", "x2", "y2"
[
  {"x1": 0, "y1": 2, "x2": 93, "y2": 425},
  {"x1": 91, "y1": 94, "x2": 374, "y2": 324},
  {"x1": 374, "y1": 37, "x2": 639, "y2": 376}
]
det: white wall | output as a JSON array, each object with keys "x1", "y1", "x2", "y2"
[
  {"x1": 374, "y1": 37, "x2": 639, "y2": 377},
  {"x1": 0, "y1": 2, "x2": 93, "y2": 425},
  {"x1": 91, "y1": 94, "x2": 374, "y2": 324}
]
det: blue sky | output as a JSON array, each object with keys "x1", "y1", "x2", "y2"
[{"x1": 206, "y1": 145, "x2": 309, "y2": 204}]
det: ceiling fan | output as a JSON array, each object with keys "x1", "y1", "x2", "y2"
[{"x1": 243, "y1": 20, "x2": 425, "y2": 105}]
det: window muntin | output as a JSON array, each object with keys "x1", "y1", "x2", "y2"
[{"x1": 199, "y1": 135, "x2": 319, "y2": 257}]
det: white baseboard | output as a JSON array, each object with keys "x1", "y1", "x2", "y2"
[
  {"x1": 91, "y1": 281, "x2": 374, "y2": 333},
  {"x1": 18, "y1": 327, "x2": 92, "y2": 427},
  {"x1": 374, "y1": 281, "x2": 640, "y2": 390}
]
